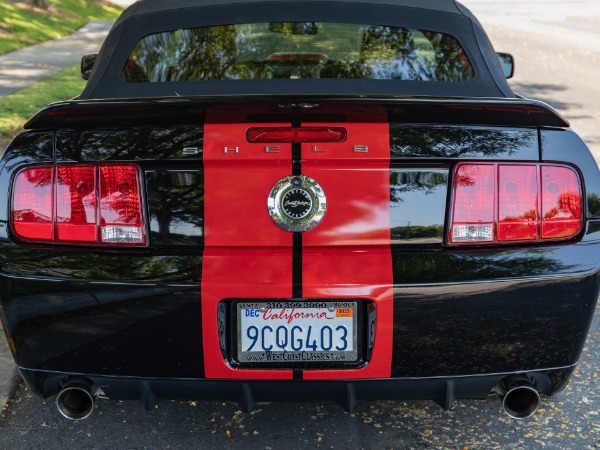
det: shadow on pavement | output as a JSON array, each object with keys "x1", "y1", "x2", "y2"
[{"x1": 510, "y1": 82, "x2": 586, "y2": 113}]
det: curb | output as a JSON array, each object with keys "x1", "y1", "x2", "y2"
[{"x1": 0, "y1": 321, "x2": 21, "y2": 410}]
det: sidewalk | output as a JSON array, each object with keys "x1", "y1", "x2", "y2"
[
  {"x1": 0, "y1": 17, "x2": 120, "y2": 410},
  {"x1": 0, "y1": 20, "x2": 114, "y2": 98}
]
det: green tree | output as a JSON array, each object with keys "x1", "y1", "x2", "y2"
[{"x1": 23, "y1": 0, "x2": 49, "y2": 8}]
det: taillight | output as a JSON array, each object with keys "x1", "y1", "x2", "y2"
[
  {"x1": 541, "y1": 165, "x2": 581, "y2": 239},
  {"x1": 498, "y1": 165, "x2": 538, "y2": 241},
  {"x1": 99, "y1": 165, "x2": 144, "y2": 244},
  {"x1": 12, "y1": 163, "x2": 146, "y2": 246},
  {"x1": 451, "y1": 164, "x2": 494, "y2": 242},
  {"x1": 12, "y1": 167, "x2": 53, "y2": 241},
  {"x1": 56, "y1": 166, "x2": 97, "y2": 242},
  {"x1": 450, "y1": 163, "x2": 582, "y2": 245}
]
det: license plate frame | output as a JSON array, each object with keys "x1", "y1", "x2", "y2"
[{"x1": 229, "y1": 299, "x2": 366, "y2": 368}]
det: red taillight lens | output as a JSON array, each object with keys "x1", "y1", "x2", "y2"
[
  {"x1": 11, "y1": 164, "x2": 145, "y2": 246},
  {"x1": 12, "y1": 167, "x2": 53, "y2": 241},
  {"x1": 541, "y1": 166, "x2": 581, "y2": 239},
  {"x1": 450, "y1": 163, "x2": 582, "y2": 245},
  {"x1": 246, "y1": 127, "x2": 347, "y2": 143},
  {"x1": 451, "y1": 164, "x2": 494, "y2": 242},
  {"x1": 100, "y1": 165, "x2": 144, "y2": 244},
  {"x1": 56, "y1": 166, "x2": 97, "y2": 242},
  {"x1": 498, "y1": 165, "x2": 538, "y2": 241}
]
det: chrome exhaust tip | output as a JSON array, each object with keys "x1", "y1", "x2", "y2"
[
  {"x1": 56, "y1": 378, "x2": 100, "y2": 420},
  {"x1": 499, "y1": 377, "x2": 541, "y2": 420}
]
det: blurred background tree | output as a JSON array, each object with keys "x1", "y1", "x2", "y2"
[{"x1": 26, "y1": 0, "x2": 50, "y2": 7}]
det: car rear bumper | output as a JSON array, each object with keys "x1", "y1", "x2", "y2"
[
  {"x1": 2, "y1": 270, "x2": 598, "y2": 376},
  {"x1": 19, "y1": 365, "x2": 575, "y2": 412}
]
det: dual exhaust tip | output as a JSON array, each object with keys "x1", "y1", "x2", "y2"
[
  {"x1": 498, "y1": 376, "x2": 541, "y2": 420},
  {"x1": 54, "y1": 375, "x2": 541, "y2": 420},
  {"x1": 56, "y1": 378, "x2": 101, "y2": 421}
]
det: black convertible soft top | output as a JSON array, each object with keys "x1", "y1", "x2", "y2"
[
  {"x1": 80, "y1": 0, "x2": 514, "y2": 99},
  {"x1": 116, "y1": 0, "x2": 464, "y2": 15}
]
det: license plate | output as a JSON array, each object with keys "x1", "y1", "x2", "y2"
[{"x1": 236, "y1": 301, "x2": 358, "y2": 364}]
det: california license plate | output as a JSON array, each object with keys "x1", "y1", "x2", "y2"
[{"x1": 236, "y1": 301, "x2": 358, "y2": 364}]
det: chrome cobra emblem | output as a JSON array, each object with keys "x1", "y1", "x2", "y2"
[{"x1": 268, "y1": 176, "x2": 326, "y2": 232}]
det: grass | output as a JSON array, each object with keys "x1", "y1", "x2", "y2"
[
  {"x1": 0, "y1": 63, "x2": 85, "y2": 147},
  {"x1": 0, "y1": 0, "x2": 122, "y2": 55}
]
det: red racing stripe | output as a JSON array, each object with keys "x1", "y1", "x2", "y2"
[
  {"x1": 202, "y1": 105, "x2": 293, "y2": 379},
  {"x1": 301, "y1": 104, "x2": 393, "y2": 379}
]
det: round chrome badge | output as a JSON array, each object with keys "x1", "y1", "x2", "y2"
[{"x1": 268, "y1": 176, "x2": 326, "y2": 232}]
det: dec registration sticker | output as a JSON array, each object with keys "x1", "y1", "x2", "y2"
[{"x1": 236, "y1": 301, "x2": 358, "y2": 364}]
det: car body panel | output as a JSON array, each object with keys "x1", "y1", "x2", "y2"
[{"x1": 0, "y1": 0, "x2": 598, "y2": 414}]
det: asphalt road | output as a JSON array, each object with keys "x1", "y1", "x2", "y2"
[
  {"x1": 1, "y1": 1, "x2": 599, "y2": 449},
  {"x1": 465, "y1": 0, "x2": 600, "y2": 161}
]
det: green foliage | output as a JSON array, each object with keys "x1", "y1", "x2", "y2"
[
  {"x1": 588, "y1": 193, "x2": 600, "y2": 217},
  {"x1": 391, "y1": 224, "x2": 444, "y2": 241},
  {"x1": 0, "y1": 63, "x2": 85, "y2": 145},
  {"x1": 0, "y1": 0, "x2": 122, "y2": 55}
]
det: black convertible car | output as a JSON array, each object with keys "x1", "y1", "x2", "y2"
[{"x1": 1, "y1": 0, "x2": 598, "y2": 421}]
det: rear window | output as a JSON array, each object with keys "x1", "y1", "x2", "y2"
[{"x1": 122, "y1": 22, "x2": 474, "y2": 83}]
